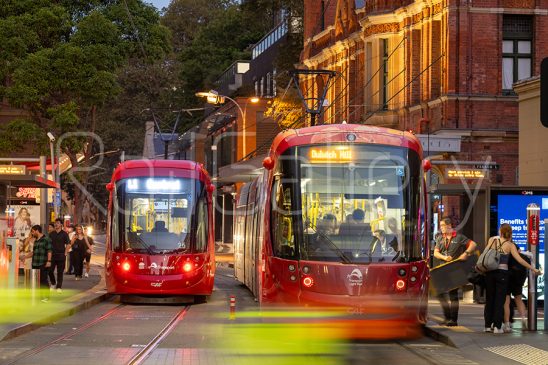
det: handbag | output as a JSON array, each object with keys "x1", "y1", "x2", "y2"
[
  {"x1": 467, "y1": 268, "x2": 485, "y2": 286},
  {"x1": 476, "y1": 238, "x2": 502, "y2": 272}
]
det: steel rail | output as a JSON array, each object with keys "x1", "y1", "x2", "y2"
[
  {"x1": 126, "y1": 305, "x2": 190, "y2": 365},
  {"x1": 3, "y1": 304, "x2": 125, "y2": 365}
]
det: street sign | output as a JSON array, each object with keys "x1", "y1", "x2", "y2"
[
  {"x1": 473, "y1": 164, "x2": 499, "y2": 170},
  {"x1": 0, "y1": 165, "x2": 26, "y2": 175}
]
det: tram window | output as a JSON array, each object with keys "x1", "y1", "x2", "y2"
[
  {"x1": 195, "y1": 199, "x2": 208, "y2": 252},
  {"x1": 271, "y1": 177, "x2": 296, "y2": 259}
]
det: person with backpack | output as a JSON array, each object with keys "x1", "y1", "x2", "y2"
[{"x1": 482, "y1": 224, "x2": 540, "y2": 334}]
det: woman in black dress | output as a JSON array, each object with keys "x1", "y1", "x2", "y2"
[{"x1": 69, "y1": 225, "x2": 92, "y2": 280}]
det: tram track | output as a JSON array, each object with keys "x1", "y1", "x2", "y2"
[
  {"x1": 3, "y1": 304, "x2": 126, "y2": 365},
  {"x1": 126, "y1": 305, "x2": 190, "y2": 365}
]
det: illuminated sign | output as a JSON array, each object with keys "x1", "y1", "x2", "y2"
[
  {"x1": 309, "y1": 148, "x2": 353, "y2": 163},
  {"x1": 126, "y1": 178, "x2": 183, "y2": 193},
  {"x1": 0, "y1": 165, "x2": 26, "y2": 175},
  {"x1": 16, "y1": 188, "x2": 38, "y2": 199},
  {"x1": 446, "y1": 169, "x2": 485, "y2": 179}
]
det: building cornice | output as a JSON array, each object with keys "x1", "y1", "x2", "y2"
[{"x1": 468, "y1": 7, "x2": 548, "y2": 15}]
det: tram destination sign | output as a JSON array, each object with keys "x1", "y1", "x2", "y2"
[{"x1": 0, "y1": 165, "x2": 26, "y2": 175}]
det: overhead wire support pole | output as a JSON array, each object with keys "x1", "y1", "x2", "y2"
[{"x1": 290, "y1": 69, "x2": 337, "y2": 126}]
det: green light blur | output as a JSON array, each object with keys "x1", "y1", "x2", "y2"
[{"x1": 0, "y1": 288, "x2": 75, "y2": 324}]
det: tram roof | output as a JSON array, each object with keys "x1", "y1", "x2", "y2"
[
  {"x1": 110, "y1": 159, "x2": 210, "y2": 183},
  {"x1": 269, "y1": 124, "x2": 423, "y2": 157}
]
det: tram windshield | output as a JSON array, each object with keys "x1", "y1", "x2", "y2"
[
  {"x1": 271, "y1": 144, "x2": 423, "y2": 264},
  {"x1": 113, "y1": 177, "x2": 203, "y2": 254}
]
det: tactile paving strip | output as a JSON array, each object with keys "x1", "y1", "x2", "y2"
[{"x1": 484, "y1": 344, "x2": 548, "y2": 365}]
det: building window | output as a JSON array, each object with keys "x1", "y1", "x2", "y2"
[
  {"x1": 502, "y1": 15, "x2": 533, "y2": 92},
  {"x1": 381, "y1": 39, "x2": 389, "y2": 110}
]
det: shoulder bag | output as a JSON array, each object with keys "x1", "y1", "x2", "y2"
[{"x1": 476, "y1": 238, "x2": 502, "y2": 272}]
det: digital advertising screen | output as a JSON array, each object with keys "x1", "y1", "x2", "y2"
[{"x1": 490, "y1": 190, "x2": 546, "y2": 300}]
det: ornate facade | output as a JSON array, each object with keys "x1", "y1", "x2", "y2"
[{"x1": 301, "y1": 0, "x2": 548, "y2": 185}]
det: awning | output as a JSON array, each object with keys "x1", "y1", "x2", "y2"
[
  {"x1": 0, "y1": 174, "x2": 59, "y2": 189},
  {"x1": 215, "y1": 154, "x2": 266, "y2": 184}
]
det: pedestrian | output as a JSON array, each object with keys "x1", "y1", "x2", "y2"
[
  {"x1": 433, "y1": 216, "x2": 477, "y2": 326},
  {"x1": 82, "y1": 229, "x2": 94, "y2": 278},
  {"x1": 69, "y1": 225, "x2": 89, "y2": 280},
  {"x1": 482, "y1": 224, "x2": 540, "y2": 333},
  {"x1": 504, "y1": 238, "x2": 534, "y2": 332},
  {"x1": 47, "y1": 222, "x2": 55, "y2": 236},
  {"x1": 65, "y1": 224, "x2": 75, "y2": 275},
  {"x1": 19, "y1": 225, "x2": 52, "y2": 302},
  {"x1": 48, "y1": 218, "x2": 70, "y2": 292}
]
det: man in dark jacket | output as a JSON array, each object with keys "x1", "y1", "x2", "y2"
[
  {"x1": 48, "y1": 218, "x2": 70, "y2": 292},
  {"x1": 433, "y1": 217, "x2": 477, "y2": 326}
]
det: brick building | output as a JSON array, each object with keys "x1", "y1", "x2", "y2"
[{"x1": 300, "y1": 0, "x2": 548, "y2": 187}]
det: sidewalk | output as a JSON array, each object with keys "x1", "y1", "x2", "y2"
[
  {"x1": 0, "y1": 265, "x2": 110, "y2": 342},
  {"x1": 426, "y1": 299, "x2": 547, "y2": 364}
]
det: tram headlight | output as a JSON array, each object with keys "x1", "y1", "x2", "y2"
[
  {"x1": 122, "y1": 262, "x2": 131, "y2": 272},
  {"x1": 395, "y1": 279, "x2": 406, "y2": 291},
  {"x1": 183, "y1": 262, "x2": 193, "y2": 272}
]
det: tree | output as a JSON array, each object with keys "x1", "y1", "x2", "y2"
[
  {"x1": 177, "y1": 3, "x2": 268, "y2": 107},
  {"x1": 0, "y1": 0, "x2": 171, "y2": 222},
  {"x1": 162, "y1": 0, "x2": 231, "y2": 52}
]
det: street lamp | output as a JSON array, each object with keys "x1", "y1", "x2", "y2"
[{"x1": 196, "y1": 90, "x2": 259, "y2": 159}]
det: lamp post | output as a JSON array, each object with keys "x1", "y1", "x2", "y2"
[
  {"x1": 47, "y1": 132, "x2": 59, "y2": 220},
  {"x1": 196, "y1": 90, "x2": 259, "y2": 159}
]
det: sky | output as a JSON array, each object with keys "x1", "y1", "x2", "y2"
[{"x1": 147, "y1": 0, "x2": 170, "y2": 11}]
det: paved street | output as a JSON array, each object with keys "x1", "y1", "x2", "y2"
[{"x1": 2, "y1": 266, "x2": 541, "y2": 365}]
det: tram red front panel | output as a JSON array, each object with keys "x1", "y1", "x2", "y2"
[
  {"x1": 263, "y1": 260, "x2": 428, "y2": 307},
  {"x1": 106, "y1": 253, "x2": 214, "y2": 295}
]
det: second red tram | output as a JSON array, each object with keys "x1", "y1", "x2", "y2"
[
  {"x1": 105, "y1": 160, "x2": 215, "y2": 303},
  {"x1": 234, "y1": 124, "x2": 430, "y2": 338}
]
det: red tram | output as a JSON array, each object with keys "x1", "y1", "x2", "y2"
[
  {"x1": 105, "y1": 160, "x2": 215, "y2": 303},
  {"x1": 234, "y1": 124, "x2": 430, "y2": 338}
]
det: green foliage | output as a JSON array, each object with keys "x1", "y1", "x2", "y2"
[
  {"x1": 162, "y1": 0, "x2": 231, "y2": 52},
  {"x1": 0, "y1": 118, "x2": 46, "y2": 154},
  {"x1": 177, "y1": 3, "x2": 267, "y2": 106},
  {"x1": 0, "y1": 0, "x2": 170, "y2": 156}
]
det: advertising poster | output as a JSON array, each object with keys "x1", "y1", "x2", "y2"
[
  {"x1": 496, "y1": 194, "x2": 546, "y2": 300},
  {"x1": 11, "y1": 205, "x2": 41, "y2": 241}
]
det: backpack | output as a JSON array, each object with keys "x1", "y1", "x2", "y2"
[{"x1": 476, "y1": 238, "x2": 502, "y2": 272}]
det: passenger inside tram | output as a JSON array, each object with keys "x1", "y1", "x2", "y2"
[{"x1": 370, "y1": 229, "x2": 398, "y2": 261}]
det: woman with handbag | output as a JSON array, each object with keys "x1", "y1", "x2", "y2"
[{"x1": 482, "y1": 224, "x2": 541, "y2": 334}]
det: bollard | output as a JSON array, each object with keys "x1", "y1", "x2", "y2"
[
  {"x1": 7, "y1": 237, "x2": 19, "y2": 289},
  {"x1": 23, "y1": 268, "x2": 32, "y2": 288},
  {"x1": 30, "y1": 269, "x2": 40, "y2": 306},
  {"x1": 229, "y1": 295, "x2": 236, "y2": 320}
]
